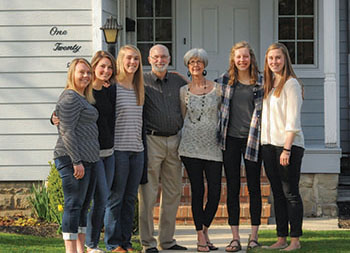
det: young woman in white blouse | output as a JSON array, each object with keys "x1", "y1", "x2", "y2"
[{"x1": 261, "y1": 43, "x2": 304, "y2": 251}]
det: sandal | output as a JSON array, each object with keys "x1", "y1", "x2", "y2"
[
  {"x1": 225, "y1": 240, "x2": 242, "y2": 252},
  {"x1": 197, "y1": 244, "x2": 210, "y2": 252},
  {"x1": 207, "y1": 241, "x2": 219, "y2": 251},
  {"x1": 247, "y1": 239, "x2": 261, "y2": 250}
]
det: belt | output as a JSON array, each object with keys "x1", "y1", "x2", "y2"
[{"x1": 146, "y1": 129, "x2": 177, "y2": 137}]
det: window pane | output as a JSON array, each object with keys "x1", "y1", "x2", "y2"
[
  {"x1": 137, "y1": 0, "x2": 153, "y2": 17},
  {"x1": 297, "y1": 18, "x2": 313, "y2": 39},
  {"x1": 137, "y1": 20, "x2": 153, "y2": 41},
  {"x1": 283, "y1": 42, "x2": 295, "y2": 64},
  {"x1": 163, "y1": 43, "x2": 173, "y2": 65},
  {"x1": 137, "y1": 43, "x2": 153, "y2": 66},
  {"x1": 279, "y1": 18, "x2": 295, "y2": 40},
  {"x1": 279, "y1": 0, "x2": 295, "y2": 15},
  {"x1": 156, "y1": 19, "x2": 172, "y2": 41},
  {"x1": 155, "y1": 0, "x2": 172, "y2": 17},
  {"x1": 297, "y1": 42, "x2": 313, "y2": 64},
  {"x1": 297, "y1": 0, "x2": 314, "y2": 15}
]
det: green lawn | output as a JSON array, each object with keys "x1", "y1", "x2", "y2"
[
  {"x1": 0, "y1": 232, "x2": 142, "y2": 252},
  {"x1": 251, "y1": 230, "x2": 350, "y2": 253},
  {"x1": 1, "y1": 230, "x2": 350, "y2": 252}
]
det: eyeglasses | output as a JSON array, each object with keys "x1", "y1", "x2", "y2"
[
  {"x1": 188, "y1": 60, "x2": 204, "y2": 66},
  {"x1": 150, "y1": 55, "x2": 169, "y2": 61}
]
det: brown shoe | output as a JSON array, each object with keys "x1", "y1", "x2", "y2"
[{"x1": 112, "y1": 246, "x2": 127, "y2": 252}]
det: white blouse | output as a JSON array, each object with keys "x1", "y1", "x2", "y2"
[{"x1": 261, "y1": 78, "x2": 304, "y2": 148}]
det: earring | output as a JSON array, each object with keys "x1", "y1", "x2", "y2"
[
  {"x1": 202, "y1": 69, "x2": 207, "y2": 76},
  {"x1": 187, "y1": 71, "x2": 191, "y2": 77}
]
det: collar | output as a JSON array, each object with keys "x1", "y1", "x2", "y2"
[{"x1": 151, "y1": 71, "x2": 169, "y2": 82}]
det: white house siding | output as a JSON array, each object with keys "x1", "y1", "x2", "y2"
[
  {"x1": 0, "y1": 0, "x2": 95, "y2": 181},
  {"x1": 339, "y1": 0, "x2": 350, "y2": 154}
]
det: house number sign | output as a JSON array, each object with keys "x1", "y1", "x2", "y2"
[{"x1": 49, "y1": 26, "x2": 82, "y2": 54}]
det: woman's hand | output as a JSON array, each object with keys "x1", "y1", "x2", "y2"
[
  {"x1": 52, "y1": 112, "x2": 60, "y2": 126},
  {"x1": 280, "y1": 150, "x2": 290, "y2": 166},
  {"x1": 73, "y1": 163, "x2": 85, "y2": 179}
]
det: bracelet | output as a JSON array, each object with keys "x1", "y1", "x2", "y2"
[{"x1": 283, "y1": 148, "x2": 291, "y2": 152}]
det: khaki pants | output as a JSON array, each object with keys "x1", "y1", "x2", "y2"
[{"x1": 139, "y1": 134, "x2": 182, "y2": 250}]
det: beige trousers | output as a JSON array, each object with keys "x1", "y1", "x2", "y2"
[{"x1": 139, "y1": 134, "x2": 183, "y2": 250}]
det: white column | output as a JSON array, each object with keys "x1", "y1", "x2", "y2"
[
  {"x1": 323, "y1": 0, "x2": 340, "y2": 148},
  {"x1": 259, "y1": 0, "x2": 275, "y2": 68},
  {"x1": 92, "y1": 0, "x2": 103, "y2": 52}
]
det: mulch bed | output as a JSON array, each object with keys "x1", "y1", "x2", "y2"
[{"x1": 0, "y1": 215, "x2": 60, "y2": 238}]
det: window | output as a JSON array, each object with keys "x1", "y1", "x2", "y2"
[
  {"x1": 136, "y1": 0, "x2": 174, "y2": 66},
  {"x1": 278, "y1": 0, "x2": 315, "y2": 65}
]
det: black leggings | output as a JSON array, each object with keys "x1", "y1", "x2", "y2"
[
  {"x1": 223, "y1": 136, "x2": 262, "y2": 226},
  {"x1": 261, "y1": 144, "x2": 304, "y2": 237},
  {"x1": 181, "y1": 156, "x2": 222, "y2": 231}
]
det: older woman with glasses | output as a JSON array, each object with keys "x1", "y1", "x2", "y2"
[{"x1": 178, "y1": 48, "x2": 222, "y2": 252}]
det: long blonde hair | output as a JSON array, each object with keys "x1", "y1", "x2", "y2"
[
  {"x1": 91, "y1": 50, "x2": 117, "y2": 84},
  {"x1": 263, "y1": 43, "x2": 304, "y2": 99},
  {"x1": 116, "y1": 45, "x2": 144, "y2": 106},
  {"x1": 65, "y1": 58, "x2": 95, "y2": 104},
  {"x1": 228, "y1": 41, "x2": 259, "y2": 86}
]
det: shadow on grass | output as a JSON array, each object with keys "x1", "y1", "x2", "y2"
[{"x1": 249, "y1": 230, "x2": 350, "y2": 253}]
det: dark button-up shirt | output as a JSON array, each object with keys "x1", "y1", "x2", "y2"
[{"x1": 143, "y1": 71, "x2": 187, "y2": 135}]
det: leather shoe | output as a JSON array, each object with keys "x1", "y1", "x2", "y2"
[
  {"x1": 166, "y1": 244, "x2": 188, "y2": 250},
  {"x1": 145, "y1": 247, "x2": 159, "y2": 253}
]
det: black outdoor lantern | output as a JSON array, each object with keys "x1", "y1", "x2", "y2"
[{"x1": 100, "y1": 16, "x2": 123, "y2": 57}]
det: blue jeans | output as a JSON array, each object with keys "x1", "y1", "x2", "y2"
[
  {"x1": 85, "y1": 154, "x2": 115, "y2": 248},
  {"x1": 105, "y1": 151, "x2": 144, "y2": 250},
  {"x1": 54, "y1": 156, "x2": 97, "y2": 240}
]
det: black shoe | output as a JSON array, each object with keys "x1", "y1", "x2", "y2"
[
  {"x1": 145, "y1": 247, "x2": 159, "y2": 253},
  {"x1": 166, "y1": 244, "x2": 188, "y2": 250}
]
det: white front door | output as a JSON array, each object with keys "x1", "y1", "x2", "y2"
[{"x1": 188, "y1": 0, "x2": 259, "y2": 80}]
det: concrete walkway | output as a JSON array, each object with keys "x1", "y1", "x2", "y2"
[{"x1": 165, "y1": 218, "x2": 342, "y2": 252}]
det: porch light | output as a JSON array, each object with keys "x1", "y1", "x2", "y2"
[{"x1": 100, "y1": 16, "x2": 123, "y2": 56}]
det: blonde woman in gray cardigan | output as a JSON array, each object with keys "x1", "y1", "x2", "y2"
[
  {"x1": 178, "y1": 48, "x2": 222, "y2": 252},
  {"x1": 53, "y1": 58, "x2": 99, "y2": 253}
]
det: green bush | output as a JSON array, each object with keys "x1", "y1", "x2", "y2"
[
  {"x1": 47, "y1": 161, "x2": 64, "y2": 230},
  {"x1": 27, "y1": 182, "x2": 51, "y2": 221}
]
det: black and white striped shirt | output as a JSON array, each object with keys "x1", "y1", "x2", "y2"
[
  {"x1": 114, "y1": 84, "x2": 144, "y2": 152},
  {"x1": 54, "y1": 89, "x2": 100, "y2": 164}
]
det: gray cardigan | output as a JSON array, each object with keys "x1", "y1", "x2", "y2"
[{"x1": 54, "y1": 89, "x2": 100, "y2": 164}]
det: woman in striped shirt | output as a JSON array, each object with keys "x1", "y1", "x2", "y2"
[
  {"x1": 104, "y1": 45, "x2": 145, "y2": 253},
  {"x1": 53, "y1": 58, "x2": 99, "y2": 253}
]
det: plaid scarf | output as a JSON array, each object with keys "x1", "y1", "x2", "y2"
[{"x1": 216, "y1": 72, "x2": 264, "y2": 162}]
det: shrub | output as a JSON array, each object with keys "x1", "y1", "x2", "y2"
[
  {"x1": 47, "y1": 161, "x2": 64, "y2": 229},
  {"x1": 27, "y1": 182, "x2": 51, "y2": 221}
]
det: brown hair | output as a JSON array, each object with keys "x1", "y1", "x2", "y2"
[
  {"x1": 116, "y1": 45, "x2": 145, "y2": 106},
  {"x1": 91, "y1": 50, "x2": 117, "y2": 84},
  {"x1": 228, "y1": 41, "x2": 259, "y2": 86},
  {"x1": 65, "y1": 58, "x2": 95, "y2": 104},
  {"x1": 263, "y1": 43, "x2": 304, "y2": 99}
]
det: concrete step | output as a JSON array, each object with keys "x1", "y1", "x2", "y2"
[
  {"x1": 337, "y1": 186, "x2": 350, "y2": 202},
  {"x1": 339, "y1": 175, "x2": 350, "y2": 186}
]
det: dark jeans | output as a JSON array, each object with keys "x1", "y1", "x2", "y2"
[
  {"x1": 261, "y1": 144, "x2": 304, "y2": 237},
  {"x1": 105, "y1": 151, "x2": 144, "y2": 250},
  {"x1": 181, "y1": 156, "x2": 222, "y2": 231},
  {"x1": 223, "y1": 136, "x2": 262, "y2": 226},
  {"x1": 86, "y1": 154, "x2": 115, "y2": 248},
  {"x1": 54, "y1": 156, "x2": 97, "y2": 240}
]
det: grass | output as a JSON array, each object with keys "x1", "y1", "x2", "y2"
[
  {"x1": 1, "y1": 230, "x2": 350, "y2": 252},
  {"x1": 250, "y1": 230, "x2": 350, "y2": 253},
  {"x1": 0, "y1": 232, "x2": 142, "y2": 253}
]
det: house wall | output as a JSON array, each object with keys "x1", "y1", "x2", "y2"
[
  {"x1": 0, "y1": 0, "x2": 118, "y2": 181},
  {"x1": 339, "y1": 0, "x2": 350, "y2": 154}
]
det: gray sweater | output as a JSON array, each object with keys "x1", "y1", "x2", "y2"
[{"x1": 54, "y1": 89, "x2": 100, "y2": 164}]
